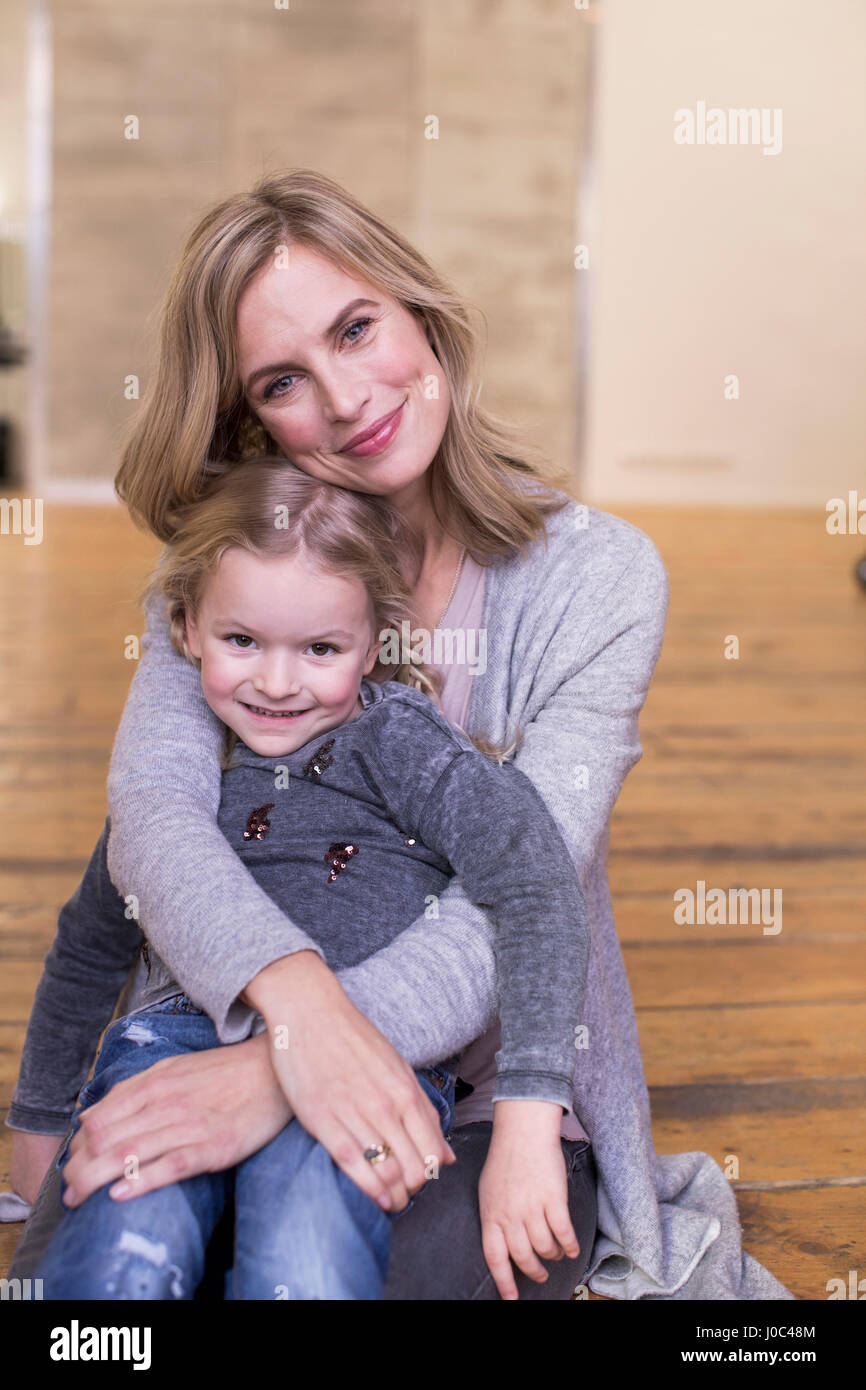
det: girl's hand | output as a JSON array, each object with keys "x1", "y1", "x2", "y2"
[
  {"x1": 245, "y1": 951, "x2": 457, "y2": 1213},
  {"x1": 61, "y1": 1031, "x2": 291, "y2": 1207},
  {"x1": 9, "y1": 1130, "x2": 65, "y2": 1205},
  {"x1": 478, "y1": 1099, "x2": 581, "y2": 1300}
]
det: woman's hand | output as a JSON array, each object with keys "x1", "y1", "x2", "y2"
[
  {"x1": 478, "y1": 1099, "x2": 581, "y2": 1300},
  {"x1": 9, "y1": 1130, "x2": 65, "y2": 1205},
  {"x1": 61, "y1": 1031, "x2": 291, "y2": 1207},
  {"x1": 244, "y1": 950, "x2": 457, "y2": 1213}
]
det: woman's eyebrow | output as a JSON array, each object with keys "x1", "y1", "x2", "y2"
[{"x1": 244, "y1": 298, "x2": 379, "y2": 392}]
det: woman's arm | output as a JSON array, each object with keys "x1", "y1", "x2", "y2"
[
  {"x1": 61, "y1": 525, "x2": 668, "y2": 1211},
  {"x1": 105, "y1": 586, "x2": 460, "y2": 1209},
  {"x1": 5, "y1": 818, "x2": 143, "y2": 1206},
  {"x1": 109, "y1": 526, "x2": 666, "y2": 1066},
  {"x1": 6, "y1": 817, "x2": 143, "y2": 1136},
  {"x1": 335, "y1": 875, "x2": 500, "y2": 1064},
  {"x1": 105, "y1": 583, "x2": 327, "y2": 1044},
  {"x1": 108, "y1": 582, "x2": 498, "y2": 1065}
]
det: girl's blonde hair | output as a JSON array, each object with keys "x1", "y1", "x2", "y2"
[
  {"x1": 142, "y1": 457, "x2": 521, "y2": 768},
  {"x1": 114, "y1": 167, "x2": 577, "y2": 555}
]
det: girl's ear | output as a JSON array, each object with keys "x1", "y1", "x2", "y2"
[
  {"x1": 363, "y1": 636, "x2": 383, "y2": 674},
  {"x1": 185, "y1": 611, "x2": 202, "y2": 660}
]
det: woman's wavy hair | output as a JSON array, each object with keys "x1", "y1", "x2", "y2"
[
  {"x1": 142, "y1": 457, "x2": 520, "y2": 769},
  {"x1": 114, "y1": 167, "x2": 576, "y2": 555}
]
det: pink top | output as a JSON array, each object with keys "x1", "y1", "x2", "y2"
[{"x1": 429, "y1": 551, "x2": 589, "y2": 1143}]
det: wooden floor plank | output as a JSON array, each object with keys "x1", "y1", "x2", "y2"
[
  {"x1": 651, "y1": 1078, "x2": 866, "y2": 1182},
  {"x1": 626, "y1": 941, "x2": 866, "y2": 1008},
  {"x1": 735, "y1": 1188, "x2": 866, "y2": 1301},
  {"x1": 638, "y1": 1001, "x2": 866, "y2": 1086},
  {"x1": 1, "y1": 502, "x2": 864, "y2": 1298}
]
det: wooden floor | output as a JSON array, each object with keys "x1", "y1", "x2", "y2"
[{"x1": 1, "y1": 502, "x2": 864, "y2": 1299}]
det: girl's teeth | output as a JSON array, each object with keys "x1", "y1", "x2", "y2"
[{"x1": 249, "y1": 705, "x2": 302, "y2": 718}]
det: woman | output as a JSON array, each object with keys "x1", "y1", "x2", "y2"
[{"x1": 9, "y1": 168, "x2": 791, "y2": 1299}]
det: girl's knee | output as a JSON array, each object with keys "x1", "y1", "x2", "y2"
[
  {"x1": 102, "y1": 1232, "x2": 190, "y2": 1299},
  {"x1": 42, "y1": 1228, "x2": 196, "y2": 1300}
]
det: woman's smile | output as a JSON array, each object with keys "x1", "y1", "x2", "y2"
[
  {"x1": 235, "y1": 247, "x2": 450, "y2": 497},
  {"x1": 338, "y1": 400, "x2": 405, "y2": 458}
]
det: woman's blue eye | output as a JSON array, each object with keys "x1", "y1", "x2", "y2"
[
  {"x1": 261, "y1": 318, "x2": 373, "y2": 401},
  {"x1": 343, "y1": 316, "x2": 372, "y2": 343},
  {"x1": 262, "y1": 374, "x2": 298, "y2": 402}
]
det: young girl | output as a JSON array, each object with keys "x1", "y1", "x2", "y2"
[{"x1": 12, "y1": 456, "x2": 590, "y2": 1300}]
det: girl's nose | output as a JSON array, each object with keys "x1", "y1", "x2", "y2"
[{"x1": 253, "y1": 653, "x2": 301, "y2": 700}]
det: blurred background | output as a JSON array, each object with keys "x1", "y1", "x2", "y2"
[
  {"x1": 1, "y1": 0, "x2": 862, "y2": 502},
  {"x1": 1, "y1": 0, "x2": 865, "y2": 1303}
]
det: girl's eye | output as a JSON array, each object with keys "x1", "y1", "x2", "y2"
[
  {"x1": 227, "y1": 634, "x2": 255, "y2": 649},
  {"x1": 308, "y1": 642, "x2": 337, "y2": 657},
  {"x1": 261, "y1": 318, "x2": 374, "y2": 402}
]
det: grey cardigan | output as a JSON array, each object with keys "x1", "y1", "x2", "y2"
[{"x1": 36, "y1": 488, "x2": 795, "y2": 1299}]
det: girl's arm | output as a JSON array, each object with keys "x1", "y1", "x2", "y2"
[
  {"x1": 405, "y1": 749, "x2": 591, "y2": 1111},
  {"x1": 334, "y1": 527, "x2": 670, "y2": 1066},
  {"x1": 344, "y1": 525, "x2": 668, "y2": 1301}
]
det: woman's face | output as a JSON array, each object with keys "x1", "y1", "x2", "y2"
[{"x1": 235, "y1": 244, "x2": 451, "y2": 501}]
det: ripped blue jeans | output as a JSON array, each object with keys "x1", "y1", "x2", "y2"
[{"x1": 34, "y1": 994, "x2": 456, "y2": 1300}]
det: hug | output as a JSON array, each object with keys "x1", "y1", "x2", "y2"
[{"x1": 7, "y1": 168, "x2": 790, "y2": 1300}]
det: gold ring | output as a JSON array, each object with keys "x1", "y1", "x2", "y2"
[{"x1": 363, "y1": 1143, "x2": 392, "y2": 1165}]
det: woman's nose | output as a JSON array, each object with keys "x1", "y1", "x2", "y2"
[{"x1": 317, "y1": 367, "x2": 370, "y2": 425}]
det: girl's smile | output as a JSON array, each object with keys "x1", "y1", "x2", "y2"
[
  {"x1": 184, "y1": 547, "x2": 381, "y2": 757},
  {"x1": 241, "y1": 703, "x2": 313, "y2": 721}
]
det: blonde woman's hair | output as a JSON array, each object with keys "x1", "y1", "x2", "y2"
[
  {"x1": 115, "y1": 167, "x2": 577, "y2": 556},
  {"x1": 143, "y1": 457, "x2": 522, "y2": 769}
]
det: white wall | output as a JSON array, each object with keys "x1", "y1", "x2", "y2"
[
  {"x1": 583, "y1": 0, "x2": 866, "y2": 506},
  {"x1": 0, "y1": 0, "x2": 31, "y2": 484}
]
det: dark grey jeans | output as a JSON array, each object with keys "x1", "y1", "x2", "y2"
[
  {"x1": 385, "y1": 1122, "x2": 598, "y2": 1300},
  {"x1": 11, "y1": 1122, "x2": 598, "y2": 1300}
]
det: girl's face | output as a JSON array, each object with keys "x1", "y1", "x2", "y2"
[
  {"x1": 185, "y1": 547, "x2": 382, "y2": 757},
  {"x1": 236, "y1": 245, "x2": 451, "y2": 503}
]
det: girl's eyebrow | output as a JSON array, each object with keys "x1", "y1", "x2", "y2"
[
  {"x1": 244, "y1": 297, "x2": 379, "y2": 392},
  {"x1": 304, "y1": 629, "x2": 356, "y2": 643},
  {"x1": 215, "y1": 621, "x2": 358, "y2": 644}
]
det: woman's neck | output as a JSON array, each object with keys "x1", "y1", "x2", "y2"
[{"x1": 385, "y1": 475, "x2": 465, "y2": 630}]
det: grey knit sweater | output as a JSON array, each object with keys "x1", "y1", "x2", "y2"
[
  {"x1": 7, "y1": 678, "x2": 590, "y2": 1130},
  {"x1": 13, "y1": 490, "x2": 794, "y2": 1299}
]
